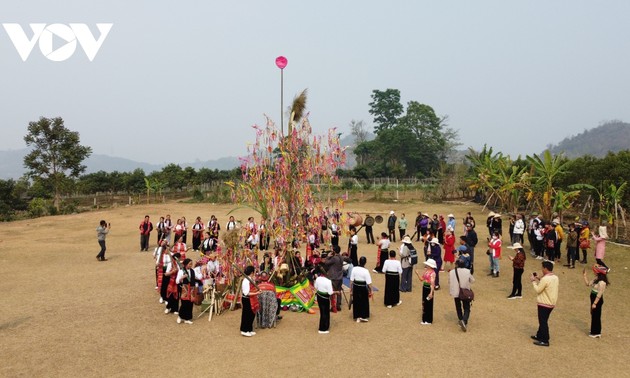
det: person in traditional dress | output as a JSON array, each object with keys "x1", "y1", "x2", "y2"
[
  {"x1": 153, "y1": 240, "x2": 170, "y2": 303},
  {"x1": 208, "y1": 215, "x2": 221, "y2": 240},
  {"x1": 382, "y1": 250, "x2": 402, "y2": 308},
  {"x1": 164, "y1": 252, "x2": 181, "y2": 315},
  {"x1": 583, "y1": 265, "x2": 609, "y2": 338},
  {"x1": 176, "y1": 258, "x2": 198, "y2": 325},
  {"x1": 139, "y1": 215, "x2": 153, "y2": 251},
  {"x1": 163, "y1": 214, "x2": 173, "y2": 243},
  {"x1": 330, "y1": 218, "x2": 340, "y2": 248},
  {"x1": 191, "y1": 216, "x2": 204, "y2": 251},
  {"x1": 240, "y1": 265, "x2": 259, "y2": 336},
  {"x1": 259, "y1": 217, "x2": 270, "y2": 251},
  {"x1": 172, "y1": 235, "x2": 187, "y2": 260},
  {"x1": 350, "y1": 256, "x2": 372, "y2": 322},
  {"x1": 180, "y1": 216, "x2": 188, "y2": 244},
  {"x1": 373, "y1": 232, "x2": 390, "y2": 273},
  {"x1": 200, "y1": 231, "x2": 215, "y2": 255},
  {"x1": 348, "y1": 228, "x2": 359, "y2": 266},
  {"x1": 156, "y1": 216, "x2": 165, "y2": 245},
  {"x1": 418, "y1": 259, "x2": 437, "y2": 324},
  {"x1": 260, "y1": 253, "x2": 274, "y2": 273},
  {"x1": 225, "y1": 216, "x2": 237, "y2": 232},
  {"x1": 314, "y1": 268, "x2": 333, "y2": 334}
]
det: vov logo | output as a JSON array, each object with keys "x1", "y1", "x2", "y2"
[{"x1": 3, "y1": 23, "x2": 113, "y2": 61}]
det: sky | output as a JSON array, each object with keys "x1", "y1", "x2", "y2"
[{"x1": 1, "y1": 1, "x2": 629, "y2": 165}]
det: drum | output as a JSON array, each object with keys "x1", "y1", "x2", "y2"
[
  {"x1": 364, "y1": 215, "x2": 375, "y2": 227},
  {"x1": 347, "y1": 213, "x2": 363, "y2": 227},
  {"x1": 374, "y1": 215, "x2": 384, "y2": 224}
]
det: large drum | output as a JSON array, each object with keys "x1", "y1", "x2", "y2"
[{"x1": 347, "y1": 213, "x2": 363, "y2": 227}]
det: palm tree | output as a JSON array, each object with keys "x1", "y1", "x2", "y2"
[
  {"x1": 603, "y1": 182, "x2": 627, "y2": 239},
  {"x1": 526, "y1": 150, "x2": 570, "y2": 220}
]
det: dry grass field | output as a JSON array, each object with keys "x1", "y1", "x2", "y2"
[{"x1": 0, "y1": 200, "x2": 628, "y2": 377}]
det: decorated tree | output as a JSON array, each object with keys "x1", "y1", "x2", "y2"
[{"x1": 228, "y1": 90, "x2": 347, "y2": 255}]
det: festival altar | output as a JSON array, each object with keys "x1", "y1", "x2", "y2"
[{"x1": 276, "y1": 279, "x2": 316, "y2": 310}]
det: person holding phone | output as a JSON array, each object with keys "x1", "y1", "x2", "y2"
[
  {"x1": 96, "y1": 220, "x2": 110, "y2": 261},
  {"x1": 530, "y1": 260, "x2": 559, "y2": 347}
]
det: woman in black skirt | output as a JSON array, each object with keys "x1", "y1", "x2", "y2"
[
  {"x1": 350, "y1": 256, "x2": 373, "y2": 322},
  {"x1": 381, "y1": 250, "x2": 402, "y2": 308},
  {"x1": 176, "y1": 258, "x2": 197, "y2": 325},
  {"x1": 240, "y1": 266, "x2": 259, "y2": 336}
]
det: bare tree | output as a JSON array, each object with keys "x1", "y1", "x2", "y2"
[{"x1": 350, "y1": 119, "x2": 368, "y2": 145}]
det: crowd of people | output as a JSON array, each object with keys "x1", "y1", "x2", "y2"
[{"x1": 116, "y1": 208, "x2": 611, "y2": 344}]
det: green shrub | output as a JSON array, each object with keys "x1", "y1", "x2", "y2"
[{"x1": 28, "y1": 198, "x2": 49, "y2": 217}]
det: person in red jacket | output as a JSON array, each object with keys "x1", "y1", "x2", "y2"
[{"x1": 488, "y1": 231, "x2": 502, "y2": 278}]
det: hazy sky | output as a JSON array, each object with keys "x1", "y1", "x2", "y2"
[{"x1": 1, "y1": 1, "x2": 629, "y2": 165}]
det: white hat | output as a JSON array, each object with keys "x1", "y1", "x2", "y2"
[
  {"x1": 447, "y1": 214, "x2": 454, "y2": 218},
  {"x1": 488, "y1": 211, "x2": 496, "y2": 217},
  {"x1": 493, "y1": 213, "x2": 501, "y2": 218},
  {"x1": 508, "y1": 242, "x2": 524, "y2": 250},
  {"x1": 446, "y1": 225, "x2": 454, "y2": 232},
  {"x1": 390, "y1": 210, "x2": 395, "y2": 215},
  {"x1": 424, "y1": 258, "x2": 437, "y2": 269},
  {"x1": 429, "y1": 237, "x2": 440, "y2": 245},
  {"x1": 402, "y1": 236, "x2": 412, "y2": 244}
]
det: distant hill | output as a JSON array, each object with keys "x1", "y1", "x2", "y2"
[
  {"x1": 0, "y1": 149, "x2": 240, "y2": 180},
  {"x1": 547, "y1": 121, "x2": 630, "y2": 158}
]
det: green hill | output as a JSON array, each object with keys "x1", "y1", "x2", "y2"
[{"x1": 547, "y1": 121, "x2": 630, "y2": 158}]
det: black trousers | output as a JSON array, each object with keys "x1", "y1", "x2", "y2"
[
  {"x1": 97, "y1": 240, "x2": 106, "y2": 259},
  {"x1": 140, "y1": 234, "x2": 149, "y2": 250},
  {"x1": 317, "y1": 294, "x2": 330, "y2": 331},
  {"x1": 510, "y1": 268, "x2": 523, "y2": 296},
  {"x1": 399, "y1": 229, "x2": 406, "y2": 239},
  {"x1": 422, "y1": 285, "x2": 433, "y2": 323},
  {"x1": 389, "y1": 228, "x2": 396, "y2": 242},
  {"x1": 536, "y1": 305, "x2": 554, "y2": 343},
  {"x1": 590, "y1": 293, "x2": 603, "y2": 335},
  {"x1": 454, "y1": 298, "x2": 471, "y2": 324},
  {"x1": 240, "y1": 297, "x2": 255, "y2": 332},
  {"x1": 365, "y1": 227, "x2": 374, "y2": 244}
]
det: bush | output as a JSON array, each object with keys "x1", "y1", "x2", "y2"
[
  {"x1": 28, "y1": 198, "x2": 49, "y2": 217},
  {"x1": 191, "y1": 189, "x2": 204, "y2": 202},
  {"x1": 341, "y1": 180, "x2": 354, "y2": 190}
]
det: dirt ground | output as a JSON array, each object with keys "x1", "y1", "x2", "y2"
[{"x1": 0, "y1": 199, "x2": 628, "y2": 377}]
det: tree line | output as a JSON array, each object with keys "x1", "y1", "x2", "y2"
[{"x1": 2, "y1": 95, "x2": 629, "y2": 232}]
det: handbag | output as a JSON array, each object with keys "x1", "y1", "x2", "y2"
[
  {"x1": 580, "y1": 239, "x2": 590, "y2": 249},
  {"x1": 455, "y1": 268, "x2": 474, "y2": 301}
]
